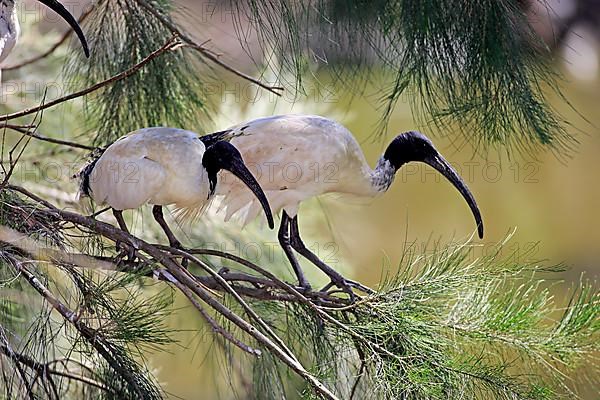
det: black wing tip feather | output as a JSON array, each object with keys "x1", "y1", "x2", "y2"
[
  {"x1": 78, "y1": 157, "x2": 99, "y2": 197},
  {"x1": 199, "y1": 129, "x2": 233, "y2": 148}
]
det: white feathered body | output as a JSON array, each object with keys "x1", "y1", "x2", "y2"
[
  {"x1": 215, "y1": 114, "x2": 381, "y2": 224},
  {"x1": 84, "y1": 128, "x2": 211, "y2": 218}
]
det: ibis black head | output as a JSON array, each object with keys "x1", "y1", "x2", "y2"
[
  {"x1": 203, "y1": 141, "x2": 275, "y2": 229},
  {"x1": 37, "y1": 0, "x2": 89, "y2": 57},
  {"x1": 384, "y1": 131, "x2": 484, "y2": 239}
]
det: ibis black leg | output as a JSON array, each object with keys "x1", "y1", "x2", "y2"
[
  {"x1": 289, "y1": 215, "x2": 374, "y2": 299},
  {"x1": 152, "y1": 205, "x2": 181, "y2": 248},
  {"x1": 152, "y1": 205, "x2": 187, "y2": 268},
  {"x1": 278, "y1": 212, "x2": 311, "y2": 290},
  {"x1": 112, "y1": 209, "x2": 134, "y2": 260},
  {"x1": 113, "y1": 209, "x2": 129, "y2": 233}
]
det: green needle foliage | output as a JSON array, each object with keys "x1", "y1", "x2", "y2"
[
  {"x1": 222, "y1": 240, "x2": 598, "y2": 400},
  {"x1": 0, "y1": 192, "x2": 171, "y2": 400},
  {"x1": 233, "y1": 0, "x2": 575, "y2": 153},
  {"x1": 0, "y1": 254, "x2": 172, "y2": 399},
  {"x1": 66, "y1": 0, "x2": 209, "y2": 147}
]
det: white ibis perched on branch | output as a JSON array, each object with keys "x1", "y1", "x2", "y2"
[
  {"x1": 0, "y1": 0, "x2": 89, "y2": 81},
  {"x1": 77, "y1": 128, "x2": 274, "y2": 253},
  {"x1": 203, "y1": 114, "x2": 484, "y2": 297}
]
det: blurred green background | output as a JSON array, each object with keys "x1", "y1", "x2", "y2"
[{"x1": 1, "y1": 0, "x2": 599, "y2": 398}]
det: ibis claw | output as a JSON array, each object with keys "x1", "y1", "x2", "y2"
[
  {"x1": 171, "y1": 242, "x2": 189, "y2": 269},
  {"x1": 114, "y1": 241, "x2": 136, "y2": 264},
  {"x1": 300, "y1": 282, "x2": 313, "y2": 294},
  {"x1": 320, "y1": 278, "x2": 358, "y2": 302},
  {"x1": 297, "y1": 277, "x2": 312, "y2": 293},
  {"x1": 320, "y1": 278, "x2": 375, "y2": 302}
]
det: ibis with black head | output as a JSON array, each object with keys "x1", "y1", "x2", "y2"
[
  {"x1": 78, "y1": 127, "x2": 275, "y2": 254},
  {"x1": 204, "y1": 114, "x2": 484, "y2": 298}
]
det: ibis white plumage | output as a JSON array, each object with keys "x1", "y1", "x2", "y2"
[
  {"x1": 0, "y1": 0, "x2": 89, "y2": 82},
  {"x1": 78, "y1": 127, "x2": 274, "y2": 252},
  {"x1": 204, "y1": 114, "x2": 484, "y2": 296}
]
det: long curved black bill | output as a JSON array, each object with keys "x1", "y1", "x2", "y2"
[
  {"x1": 37, "y1": 0, "x2": 89, "y2": 57},
  {"x1": 425, "y1": 154, "x2": 484, "y2": 238},
  {"x1": 224, "y1": 156, "x2": 275, "y2": 230}
]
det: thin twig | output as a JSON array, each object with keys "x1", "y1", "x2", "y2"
[
  {"x1": 6, "y1": 255, "x2": 150, "y2": 398},
  {"x1": 0, "y1": 37, "x2": 182, "y2": 122},
  {"x1": 0, "y1": 113, "x2": 39, "y2": 189},
  {"x1": 349, "y1": 349, "x2": 367, "y2": 399},
  {"x1": 165, "y1": 271, "x2": 262, "y2": 357},
  {"x1": 0, "y1": 344, "x2": 113, "y2": 395},
  {"x1": 0, "y1": 339, "x2": 36, "y2": 400},
  {"x1": 2, "y1": 124, "x2": 95, "y2": 151},
  {"x1": 134, "y1": 0, "x2": 284, "y2": 96}
]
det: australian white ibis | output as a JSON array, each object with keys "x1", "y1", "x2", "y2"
[
  {"x1": 0, "y1": 0, "x2": 89, "y2": 81},
  {"x1": 203, "y1": 114, "x2": 484, "y2": 297},
  {"x1": 77, "y1": 127, "x2": 274, "y2": 254}
]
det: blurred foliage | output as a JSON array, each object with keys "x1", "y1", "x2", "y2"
[{"x1": 233, "y1": 0, "x2": 576, "y2": 154}]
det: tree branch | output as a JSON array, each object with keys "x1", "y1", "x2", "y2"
[
  {"x1": 6, "y1": 184, "x2": 402, "y2": 374},
  {"x1": 1, "y1": 188, "x2": 340, "y2": 400},
  {"x1": 166, "y1": 272, "x2": 262, "y2": 357},
  {"x1": 58, "y1": 214, "x2": 339, "y2": 400},
  {"x1": 0, "y1": 344, "x2": 113, "y2": 396},
  {"x1": 2, "y1": 124, "x2": 95, "y2": 151},
  {"x1": 5, "y1": 184, "x2": 400, "y2": 374},
  {"x1": 3, "y1": 254, "x2": 152, "y2": 398}
]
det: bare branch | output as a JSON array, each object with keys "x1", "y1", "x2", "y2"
[
  {"x1": 0, "y1": 344, "x2": 113, "y2": 396},
  {"x1": 4, "y1": 184, "x2": 394, "y2": 367},
  {"x1": 167, "y1": 272, "x2": 262, "y2": 357},
  {"x1": 1, "y1": 190, "x2": 340, "y2": 400},
  {"x1": 2, "y1": 124, "x2": 96, "y2": 151},
  {"x1": 54, "y1": 211, "x2": 339, "y2": 400}
]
